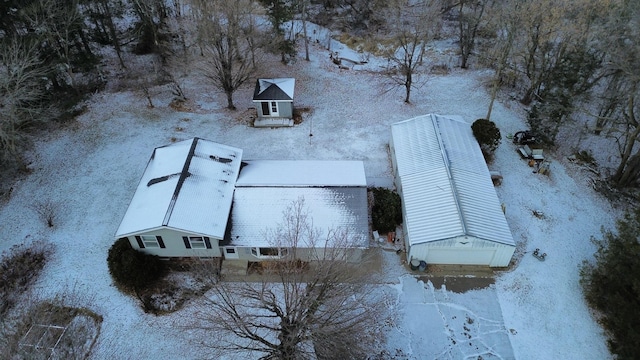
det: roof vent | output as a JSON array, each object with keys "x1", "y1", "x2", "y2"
[{"x1": 209, "y1": 155, "x2": 233, "y2": 163}]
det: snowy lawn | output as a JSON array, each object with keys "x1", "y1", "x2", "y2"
[{"x1": 0, "y1": 28, "x2": 619, "y2": 359}]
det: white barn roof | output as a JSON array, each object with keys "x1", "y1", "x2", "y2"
[
  {"x1": 236, "y1": 160, "x2": 367, "y2": 187},
  {"x1": 115, "y1": 138, "x2": 242, "y2": 239},
  {"x1": 391, "y1": 114, "x2": 514, "y2": 247}
]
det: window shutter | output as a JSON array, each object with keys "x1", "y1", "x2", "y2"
[
  {"x1": 204, "y1": 237, "x2": 212, "y2": 249},
  {"x1": 156, "y1": 236, "x2": 165, "y2": 248},
  {"x1": 182, "y1": 236, "x2": 191, "y2": 249},
  {"x1": 134, "y1": 236, "x2": 144, "y2": 249}
]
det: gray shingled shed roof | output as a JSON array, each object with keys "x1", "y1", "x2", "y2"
[{"x1": 252, "y1": 78, "x2": 295, "y2": 101}]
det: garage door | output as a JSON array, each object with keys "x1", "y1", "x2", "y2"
[{"x1": 426, "y1": 248, "x2": 495, "y2": 265}]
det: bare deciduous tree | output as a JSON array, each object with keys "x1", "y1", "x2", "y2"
[
  {"x1": 84, "y1": 0, "x2": 127, "y2": 68},
  {"x1": 593, "y1": 0, "x2": 640, "y2": 187},
  {"x1": 191, "y1": 198, "x2": 384, "y2": 360},
  {"x1": 23, "y1": 0, "x2": 95, "y2": 91},
  {"x1": 457, "y1": 0, "x2": 491, "y2": 69},
  {"x1": 0, "y1": 38, "x2": 50, "y2": 162},
  {"x1": 381, "y1": 0, "x2": 441, "y2": 103},
  {"x1": 192, "y1": 0, "x2": 261, "y2": 110}
]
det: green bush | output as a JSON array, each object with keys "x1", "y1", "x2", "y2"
[
  {"x1": 471, "y1": 119, "x2": 501, "y2": 154},
  {"x1": 107, "y1": 238, "x2": 166, "y2": 292},
  {"x1": 371, "y1": 187, "x2": 402, "y2": 233},
  {"x1": 580, "y1": 209, "x2": 640, "y2": 359}
]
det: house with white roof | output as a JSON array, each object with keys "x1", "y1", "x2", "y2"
[
  {"x1": 252, "y1": 78, "x2": 295, "y2": 127},
  {"x1": 390, "y1": 114, "x2": 515, "y2": 267},
  {"x1": 115, "y1": 139, "x2": 368, "y2": 265},
  {"x1": 114, "y1": 138, "x2": 242, "y2": 257}
]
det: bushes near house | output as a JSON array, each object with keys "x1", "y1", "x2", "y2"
[
  {"x1": 107, "y1": 238, "x2": 166, "y2": 292},
  {"x1": 580, "y1": 209, "x2": 640, "y2": 359},
  {"x1": 471, "y1": 119, "x2": 501, "y2": 158},
  {"x1": 371, "y1": 187, "x2": 402, "y2": 233}
]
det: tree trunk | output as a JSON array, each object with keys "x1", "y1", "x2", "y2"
[
  {"x1": 612, "y1": 95, "x2": 640, "y2": 187},
  {"x1": 226, "y1": 91, "x2": 236, "y2": 110},
  {"x1": 404, "y1": 72, "x2": 412, "y2": 103},
  {"x1": 101, "y1": 0, "x2": 126, "y2": 68},
  {"x1": 302, "y1": 0, "x2": 309, "y2": 61},
  {"x1": 614, "y1": 153, "x2": 640, "y2": 188}
]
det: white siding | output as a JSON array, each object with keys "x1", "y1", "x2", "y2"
[{"x1": 125, "y1": 228, "x2": 222, "y2": 257}]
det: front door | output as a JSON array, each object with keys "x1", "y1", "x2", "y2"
[
  {"x1": 223, "y1": 247, "x2": 239, "y2": 259},
  {"x1": 261, "y1": 101, "x2": 270, "y2": 116}
]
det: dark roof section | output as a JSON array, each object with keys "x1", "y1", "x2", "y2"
[{"x1": 252, "y1": 79, "x2": 294, "y2": 101}]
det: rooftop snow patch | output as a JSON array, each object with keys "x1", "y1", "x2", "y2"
[
  {"x1": 252, "y1": 78, "x2": 295, "y2": 101},
  {"x1": 115, "y1": 138, "x2": 242, "y2": 239},
  {"x1": 229, "y1": 187, "x2": 369, "y2": 248},
  {"x1": 236, "y1": 160, "x2": 367, "y2": 187}
]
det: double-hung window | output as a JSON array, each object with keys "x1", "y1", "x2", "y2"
[
  {"x1": 133, "y1": 235, "x2": 165, "y2": 249},
  {"x1": 188, "y1": 236, "x2": 206, "y2": 249},
  {"x1": 182, "y1": 236, "x2": 211, "y2": 249}
]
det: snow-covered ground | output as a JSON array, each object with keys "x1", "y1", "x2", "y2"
[{"x1": 0, "y1": 25, "x2": 619, "y2": 359}]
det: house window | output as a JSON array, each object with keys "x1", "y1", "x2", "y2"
[
  {"x1": 225, "y1": 248, "x2": 236, "y2": 254},
  {"x1": 189, "y1": 236, "x2": 206, "y2": 249},
  {"x1": 270, "y1": 101, "x2": 278, "y2": 113},
  {"x1": 135, "y1": 235, "x2": 165, "y2": 249},
  {"x1": 251, "y1": 247, "x2": 287, "y2": 258},
  {"x1": 141, "y1": 235, "x2": 160, "y2": 248}
]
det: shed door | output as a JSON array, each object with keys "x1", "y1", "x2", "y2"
[{"x1": 261, "y1": 101, "x2": 270, "y2": 115}]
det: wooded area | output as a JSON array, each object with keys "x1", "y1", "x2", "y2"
[{"x1": 1, "y1": 0, "x2": 640, "y2": 190}]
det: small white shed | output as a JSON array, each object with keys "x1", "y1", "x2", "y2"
[
  {"x1": 252, "y1": 78, "x2": 295, "y2": 127},
  {"x1": 390, "y1": 114, "x2": 515, "y2": 267}
]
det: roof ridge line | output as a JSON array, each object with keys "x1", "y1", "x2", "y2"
[
  {"x1": 162, "y1": 137, "x2": 199, "y2": 226},
  {"x1": 431, "y1": 115, "x2": 468, "y2": 235}
]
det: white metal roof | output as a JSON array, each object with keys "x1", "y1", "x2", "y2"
[
  {"x1": 391, "y1": 114, "x2": 514, "y2": 247},
  {"x1": 236, "y1": 160, "x2": 367, "y2": 187},
  {"x1": 115, "y1": 138, "x2": 242, "y2": 239},
  {"x1": 229, "y1": 187, "x2": 369, "y2": 248}
]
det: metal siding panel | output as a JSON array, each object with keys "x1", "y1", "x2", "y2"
[
  {"x1": 400, "y1": 171, "x2": 464, "y2": 245},
  {"x1": 452, "y1": 169, "x2": 515, "y2": 246},
  {"x1": 391, "y1": 115, "x2": 443, "y2": 177}
]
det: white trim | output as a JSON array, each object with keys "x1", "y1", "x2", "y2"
[
  {"x1": 223, "y1": 247, "x2": 239, "y2": 259},
  {"x1": 141, "y1": 235, "x2": 160, "y2": 248},
  {"x1": 251, "y1": 247, "x2": 288, "y2": 259},
  {"x1": 270, "y1": 101, "x2": 279, "y2": 116},
  {"x1": 188, "y1": 236, "x2": 206, "y2": 249}
]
